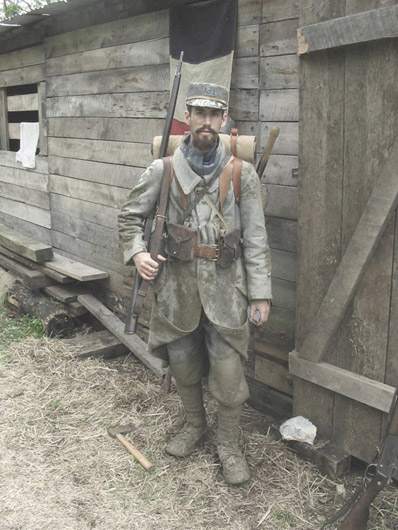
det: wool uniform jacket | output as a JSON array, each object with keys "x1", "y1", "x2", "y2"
[{"x1": 118, "y1": 140, "x2": 272, "y2": 364}]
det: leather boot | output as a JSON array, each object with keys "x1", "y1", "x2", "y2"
[
  {"x1": 166, "y1": 382, "x2": 207, "y2": 457},
  {"x1": 217, "y1": 404, "x2": 250, "y2": 485}
]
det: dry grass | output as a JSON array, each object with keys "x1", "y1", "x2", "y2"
[{"x1": 0, "y1": 336, "x2": 397, "y2": 530}]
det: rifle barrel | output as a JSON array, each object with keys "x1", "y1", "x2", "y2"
[{"x1": 124, "y1": 51, "x2": 184, "y2": 334}]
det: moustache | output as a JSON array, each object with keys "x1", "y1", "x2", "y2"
[{"x1": 196, "y1": 127, "x2": 216, "y2": 134}]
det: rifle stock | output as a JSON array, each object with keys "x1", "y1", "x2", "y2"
[
  {"x1": 124, "y1": 51, "x2": 184, "y2": 334},
  {"x1": 323, "y1": 391, "x2": 398, "y2": 529}
]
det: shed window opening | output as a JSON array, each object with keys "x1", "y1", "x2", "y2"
[{"x1": 5, "y1": 84, "x2": 40, "y2": 153}]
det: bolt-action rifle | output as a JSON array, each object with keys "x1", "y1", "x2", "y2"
[
  {"x1": 124, "y1": 51, "x2": 184, "y2": 335},
  {"x1": 322, "y1": 390, "x2": 398, "y2": 529}
]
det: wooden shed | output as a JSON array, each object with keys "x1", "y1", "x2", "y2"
[{"x1": 0, "y1": 0, "x2": 396, "y2": 467}]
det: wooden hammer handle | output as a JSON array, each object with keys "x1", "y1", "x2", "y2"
[{"x1": 116, "y1": 433, "x2": 154, "y2": 471}]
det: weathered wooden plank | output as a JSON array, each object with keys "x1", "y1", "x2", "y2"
[
  {"x1": 265, "y1": 184, "x2": 297, "y2": 220},
  {"x1": 0, "y1": 89, "x2": 9, "y2": 150},
  {"x1": 0, "y1": 212, "x2": 51, "y2": 246},
  {"x1": 48, "y1": 137, "x2": 153, "y2": 168},
  {"x1": 260, "y1": 89, "x2": 299, "y2": 121},
  {"x1": 262, "y1": 0, "x2": 298, "y2": 23},
  {"x1": 0, "y1": 251, "x2": 48, "y2": 289},
  {"x1": 47, "y1": 64, "x2": 169, "y2": 97},
  {"x1": 45, "y1": 10, "x2": 169, "y2": 58},
  {"x1": 0, "y1": 45, "x2": 44, "y2": 71},
  {"x1": 0, "y1": 181, "x2": 50, "y2": 210},
  {"x1": 51, "y1": 211, "x2": 119, "y2": 251},
  {"x1": 235, "y1": 24, "x2": 260, "y2": 58},
  {"x1": 51, "y1": 230, "x2": 124, "y2": 275},
  {"x1": 48, "y1": 155, "x2": 141, "y2": 189},
  {"x1": 237, "y1": 0, "x2": 261, "y2": 27},
  {"x1": 271, "y1": 277, "x2": 296, "y2": 312},
  {"x1": 260, "y1": 18, "x2": 298, "y2": 57},
  {"x1": 298, "y1": 137, "x2": 398, "y2": 364},
  {"x1": 0, "y1": 64, "x2": 45, "y2": 87},
  {"x1": 45, "y1": 253, "x2": 108, "y2": 282},
  {"x1": 50, "y1": 194, "x2": 118, "y2": 230},
  {"x1": 232, "y1": 56, "x2": 259, "y2": 89},
  {"x1": 298, "y1": 5, "x2": 398, "y2": 55},
  {"x1": 77, "y1": 293, "x2": 165, "y2": 377},
  {"x1": 260, "y1": 122, "x2": 298, "y2": 156},
  {"x1": 0, "y1": 223, "x2": 52, "y2": 263},
  {"x1": 7, "y1": 93, "x2": 38, "y2": 112},
  {"x1": 49, "y1": 174, "x2": 127, "y2": 209},
  {"x1": 44, "y1": 284, "x2": 86, "y2": 303},
  {"x1": 229, "y1": 89, "x2": 259, "y2": 121},
  {"x1": 263, "y1": 155, "x2": 298, "y2": 186},
  {"x1": 0, "y1": 150, "x2": 48, "y2": 174},
  {"x1": 46, "y1": 92, "x2": 169, "y2": 119},
  {"x1": 0, "y1": 245, "x2": 73, "y2": 284},
  {"x1": 270, "y1": 248, "x2": 297, "y2": 283},
  {"x1": 63, "y1": 329, "x2": 129, "y2": 359},
  {"x1": 46, "y1": 38, "x2": 169, "y2": 77},
  {"x1": 38, "y1": 81, "x2": 47, "y2": 156},
  {"x1": 47, "y1": 117, "x2": 164, "y2": 144},
  {"x1": 255, "y1": 354, "x2": 293, "y2": 395},
  {"x1": 261, "y1": 306, "x2": 295, "y2": 347},
  {"x1": 266, "y1": 216, "x2": 297, "y2": 253},
  {"x1": 0, "y1": 197, "x2": 51, "y2": 229},
  {"x1": 260, "y1": 55, "x2": 299, "y2": 89},
  {"x1": 289, "y1": 352, "x2": 396, "y2": 414},
  {"x1": 253, "y1": 335, "x2": 291, "y2": 364}
]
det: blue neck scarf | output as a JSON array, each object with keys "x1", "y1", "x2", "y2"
[{"x1": 181, "y1": 135, "x2": 222, "y2": 176}]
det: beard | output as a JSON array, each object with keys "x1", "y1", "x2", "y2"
[{"x1": 191, "y1": 127, "x2": 218, "y2": 152}]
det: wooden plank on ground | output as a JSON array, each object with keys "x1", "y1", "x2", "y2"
[
  {"x1": 0, "y1": 245, "x2": 73, "y2": 284},
  {"x1": 63, "y1": 330, "x2": 129, "y2": 359},
  {"x1": 0, "y1": 222, "x2": 53, "y2": 262},
  {"x1": 0, "y1": 252, "x2": 48, "y2": 289},
  {"x1": 45, "y1": 253, "x2": 108, "y2": 281},
  {"x1": 77, "y1": 293, "x2": 164, "y2": 377},
  {"x1": 298, "y1": 137, "x2": 398, "y2": 363},
  {"x1": 289, "y1": 351, "x2": 396, "y2": 413},
  {"x1": 44, "y1": 284, "x2": 87, "y2": 303},
  {"x1": 298, "y1": 5, "x2": 398, "y2": 55}
]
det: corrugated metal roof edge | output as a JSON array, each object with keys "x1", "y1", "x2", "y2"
[{"x1": 0, "y1": 0, "x2": 100, "y2": 35}]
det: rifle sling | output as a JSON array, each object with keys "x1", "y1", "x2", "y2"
[{"x1": 132, "y1": 157, "x2": 174, "y2": 317}]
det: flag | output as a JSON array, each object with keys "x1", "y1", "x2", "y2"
[{"x1": 169, "y1": 0, "x2": 238, "y2": 134}]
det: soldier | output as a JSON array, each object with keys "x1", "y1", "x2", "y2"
[{"x1": 118, "y1": 82, "x2": 272, "y2": 485}]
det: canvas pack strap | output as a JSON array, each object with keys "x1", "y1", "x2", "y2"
[{"x1": 133, "y1": 157, "x2": 174, "y2": 316}]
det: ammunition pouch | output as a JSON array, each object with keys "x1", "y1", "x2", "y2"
[
  {"x1": 217, "y1": 228, "x2": 241, "y2": 268},
  {"x1": 165, "y1": 222, "x2": 198, "y2": 261}
]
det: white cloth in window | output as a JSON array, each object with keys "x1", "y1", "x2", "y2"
[{"x1": 16, "y1": 122, "x2": 40, "y2": 169}]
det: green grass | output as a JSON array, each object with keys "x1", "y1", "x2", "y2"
[{"x1": 0, "y1": 299, "x2": 44, "y2": 361}]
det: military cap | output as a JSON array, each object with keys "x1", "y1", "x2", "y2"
[{"x1": 186, "y1": 82, "x2": 229, "y2": 111}]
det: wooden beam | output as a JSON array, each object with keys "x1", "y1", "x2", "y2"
[
  {"x1": 298, "y1": 5, "x2": 398, "y2": 55},
  {"x1": 298, "y1": 138, "x2": 398, "y2": 363},
  {"x1": 77, "y1": 293, "x2": 165, "y2": 378},
  {"x1": 62, "y1": 330, "x2": 128, "y2": 360},
  {"x1": 0, "y1": 88, "x2": 8, "y2": 150},
  {"x1": 289, "y1": 351, "x2": 396, "y2": 413},
  {"x1": 0, "y1": 222, "x2": 53, "y2": 263},
  {"x1": 45, "y1": 253, "x2": 108, "y2": 281},
  {"x1": 0, "y1": 252, "x2": 48, "y2": 289}
]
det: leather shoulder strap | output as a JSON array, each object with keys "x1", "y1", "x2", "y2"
[{"x1": 219, "y1": 156, "x2": 242, "y2": 208}]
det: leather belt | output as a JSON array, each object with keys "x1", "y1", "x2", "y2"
[{"x1": 195, "y1": 244, "x2": 218, "y2": 261}]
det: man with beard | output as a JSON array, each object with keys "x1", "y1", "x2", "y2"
[{"x1": 118, "y1": 82, "x2": 272, "y2": 485}]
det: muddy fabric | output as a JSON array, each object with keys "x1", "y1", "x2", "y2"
[
  {"x1": 118, "y1": 139, "x2": 272, "y2": 362},
  {"x1": 167, "y1": 313, "x2": 249, "y2": 407}
]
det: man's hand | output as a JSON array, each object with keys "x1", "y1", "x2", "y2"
[
  {"x1": 249, "y1": 299, "x2": 271, "y2": 326},
  {"x1": 133, "y1": 252, "x2": 166, "y2": 281}
]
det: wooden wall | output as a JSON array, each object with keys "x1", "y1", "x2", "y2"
[
  {"x1": 295, "y1": 0, "x2": 398, "y2": 462},
  {"x1": 0, "y1": 0, "x2": 299, "y2": 414},
  {"x1": 0, "y1": 46, "x2": 50, "y2": 245}
]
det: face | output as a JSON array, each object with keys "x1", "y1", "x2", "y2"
[{"x1": 185, "y1": 106, "x2": 227, "y2": 152}]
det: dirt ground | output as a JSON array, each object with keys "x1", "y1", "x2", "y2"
[{"x1": 0, "y1": 335, "x2": 397, "y2": 530}]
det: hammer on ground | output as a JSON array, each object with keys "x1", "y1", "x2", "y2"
[{"x1": 107, "y1": 423, "x2": 154, "y2": 471}]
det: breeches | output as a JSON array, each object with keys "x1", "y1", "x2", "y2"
[{"x1": 166, "y1": 312, "x2": 249, "y2": 407}]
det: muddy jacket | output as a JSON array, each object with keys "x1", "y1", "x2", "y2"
[{"x1": 118, "y1": 140, "x2": 272, "y2": 362}]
